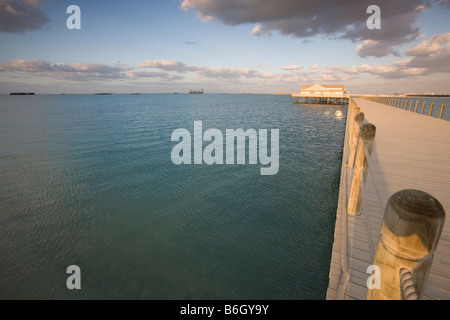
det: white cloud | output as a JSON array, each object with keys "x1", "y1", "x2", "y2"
[
  {"x1": 251, "y1": 25, "x2": 271, "y2": 36},
  {"x1": 0, "y1": 59, "x2": 53, "y2": 72},
  {"x1": 356, "y1": 40, "x2": 400, "y2": 58},
  {"x1": 0, "y1": 60, "x2": 131, "y2": 80},
  {"x1": 197, "y1": 67, "x2": 258, "y2": 80},
  {"x1": 281, "y1": 65, "x2": 303, "y2": 71},
  {"x1": 128, "y1": 71, "x2": 184, "y2": 81},
  {"x1": 138, "y1": 60, "x2": 201, "y2": 73},
  {"x1": 405, "y1": 33, "x2": 450, "y2": 57}
]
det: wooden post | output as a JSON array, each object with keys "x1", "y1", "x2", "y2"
[
  {"x1": 347, "y1": 123, "x2": 376, "y2": 215},
  {"x1": 429, "y1": 101, "x2": 435, "y2": 117},
  {"x1": 421, "y1": 101, "x2": 426, "y2": 114},
  {"x1": 348, "y1": 111, "x2": 365, "y2": 168},
  {"x1": 409, "y1": 100, "x2": 413, "y2": 111},
  {"x1": 439, "y1": 102, "x2": 445, "y2": 119},
  {"x1": 367, "y1": 189, "x2": 445, "y2": 300},
  {"x1": 414, "y1": 100, "x2": 419, "y2": 113}
]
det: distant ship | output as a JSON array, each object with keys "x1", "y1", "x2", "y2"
[
  {"x1": 189, "y1": 89, "x2": 203, "y2": 94},
  {"x1": 10, "y1": 92, "x2": 35, "y2": 95}
]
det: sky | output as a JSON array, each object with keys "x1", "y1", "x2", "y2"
[{"x1": 0, "y1": 0, "x2": 449, "y2": 94}]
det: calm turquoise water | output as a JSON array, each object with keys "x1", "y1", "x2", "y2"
[{"x1": 0, "y1": 94, "x2": 347, "y2": 299}]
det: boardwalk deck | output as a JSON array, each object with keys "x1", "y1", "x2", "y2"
[{"x1": 327, "y1": 98, "x2": 450, "y2": 300}]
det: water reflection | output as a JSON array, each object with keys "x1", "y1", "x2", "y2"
[{"x1": 334, "y1": 110, "x2": 344, "y2": 120}]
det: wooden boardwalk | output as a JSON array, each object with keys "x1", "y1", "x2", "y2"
[{"x1": 327, "y1": 97, "x2": 450, "y2": 300}]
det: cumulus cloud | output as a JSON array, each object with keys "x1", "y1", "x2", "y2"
[
  {"x1": 340, "y1": 33, "x2": 450, "y2": 78},
  {"x1": 404, "y1": 33, "x2": 450, "y2": 57},
  {"x1": 54, "y1": 63, "x2": 130, "y2": 78},
  {"x1": 136, "y1": 60, "x2": 263, "y2": 80},
  {"x1": 251, "y1": 24, "x2": 271, "y2": 36},
  {"x1": 180, "y1": 0, "x2": 449, "y2": 57},
  {"x1": 281, "y1": 65, "x2": 303, "y2": 71},
  {"x1": 138, "y1": 60, "x2": 201, "y2": 73},
  {"x1": 0, "y1": 0, "x2": 49, "y2": 33},
  {"x1": 294, "y1": 33, "x2": 450, "y2": 79},
  {"x1": 405, "y1": 34, "x2": 450, "y2": 74},
  {"x1": 3, "y1": 32, "x2": 450, "y2": 87},
  {"x1": 0, "y1": 60, "x2": 131, "y2": 80},
  {"x1": 128, "y1": 70, "x2": 184, "y2": 81},
  {"x1": 197, "y1": 67, "x2": 259, "y2": 80},
  {"x1": 356, "y1": 40, "x2": 401, "y2": 58},
  {"x1": 0, "y1": 59, "x2": 53, "y2": 72}
]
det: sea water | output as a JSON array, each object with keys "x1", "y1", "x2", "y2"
[{"x1": 0, "y1": 94, "x2": 347, "y2": 299}]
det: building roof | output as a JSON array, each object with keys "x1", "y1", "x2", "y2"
[{"x1": 301, "y1": 84, "x2": 346, "y2": 91}]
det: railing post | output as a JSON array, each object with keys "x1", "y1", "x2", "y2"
[
  {"x1": 429, "y1": 101, "x2": 435, "y2": 117},
  {"x1": 421, "y1": 101, "x2": 426, "y2": 114},
  {"x1": 348, "y1": 111, "x2": 364, "y2": 168},
  {"x1": 347, "y1": 123, "x2": 376, "y2": 215},
  {"x1": 414, "y1": 100, "x2": 419, "y2": 113},
  {"x1": 439, "y1": 102, "x2": 445, "y2": 119},
  {"x1": 367, "y1": 189, "x2": 445, "y2": 300}
]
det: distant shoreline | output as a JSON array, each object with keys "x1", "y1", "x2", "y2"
[
  {"x1": 406, "y1": 94, "x2": 450, "y2": 97},
  {"x1": 2, "y1": 92, "x2": 450, "y2": 96}
]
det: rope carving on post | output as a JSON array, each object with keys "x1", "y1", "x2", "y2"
[{"x1": 399, "y1": 268, "x2": 418, "y2": 300}]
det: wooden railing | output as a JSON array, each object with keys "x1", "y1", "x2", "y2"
[
  {"x1": 359, "y1": 96, "x2": 446, "y2": 120},
  {"x1": 342, "y1": 98, "x2": 446, "y2": 300}
]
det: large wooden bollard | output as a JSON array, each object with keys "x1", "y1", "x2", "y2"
[
  {"x1": 347, "y1": 112, "x2": 364, "y2": 168},
  {"x1": 367, "y1": 190, "x2": 445, "y2": 300},
  {"x1": 347, "y1": 123, "x2": 376, "y2": 215}
]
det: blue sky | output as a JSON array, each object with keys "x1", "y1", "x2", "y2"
[{"x1": 1, "y1": 0, "x2": 449, "y2": 94}]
